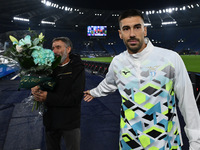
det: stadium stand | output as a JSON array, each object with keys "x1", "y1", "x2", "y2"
[
  {"x1": 44, "y1": 26, "x2": 200, "y2": 55},
  {"x1": 1, "y1": 25, "x2": 200, "y2": 57}
]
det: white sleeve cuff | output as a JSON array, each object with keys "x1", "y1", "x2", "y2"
[
  {"x1": 90, "y1": 78, "x2": 117, "y2": 98},
  {"x1": 190, "y1": 142, "x2": 200, "y2": 150},
  {"x1": 90, "y1": 88, "x2": 100, "y2": 98},
  {"x1": 185, "y1": 127, "x2": 200, "y2": 150}
]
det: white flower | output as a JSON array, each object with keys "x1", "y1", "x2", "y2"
[{"x1": 16, "y1": 45, "x2": 23, "y2": 53}]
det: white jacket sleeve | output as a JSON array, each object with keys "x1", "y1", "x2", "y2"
[
  {"x1": 90, "y1": 58, "x2": 118, "y2": 98},
  {"x1": 174, "y1": 53, "x2": 200, "y2": 149}
]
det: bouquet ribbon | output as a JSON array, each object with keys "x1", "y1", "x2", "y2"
[{"x1": 19, "y1": 75, "x2": 55, "y2": 90}]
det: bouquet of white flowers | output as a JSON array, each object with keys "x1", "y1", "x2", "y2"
[{"x1": 5, "y1": 30, "x2": 60, "y2": 111}]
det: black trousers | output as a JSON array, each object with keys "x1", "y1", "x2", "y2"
[{"x1": 45, "y1": 128, "x2": 80, "y2": 150}]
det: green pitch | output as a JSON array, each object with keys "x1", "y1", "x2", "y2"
[
  {"x1": 82, "y1": 55, "x2": 200, "y2": 73},
  {"x1": 82, "y1": 57, "x2": 113, "y2": 63},
  {"x1": 180, "y1": 55, "x2": 200, "y2": 73}
]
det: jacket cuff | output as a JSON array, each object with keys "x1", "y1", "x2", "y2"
[
  {"x1": 190, "y1": 142, "x2": 200, "y2": 150},
  {"x1": 185, "y1": 127, "x2": 200, "y2": 150},
  {"x1": 90, "y1": 88, "x2": 98, "y2": 98}
]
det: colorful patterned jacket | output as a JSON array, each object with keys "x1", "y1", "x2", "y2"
[{"x1": 90, "y1": 40, "x2": 200, "y2": 150}]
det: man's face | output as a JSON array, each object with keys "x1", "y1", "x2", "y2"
[
  {"x1": 52, "y1": 40, "x2": 70, "y2": 64},
  {"x1": 118, "y1": 16, "x2": 147, "y2": 54}
]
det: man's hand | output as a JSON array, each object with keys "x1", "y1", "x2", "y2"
[
  {"x1": 84, "y1": 90, "x2": 94, "y2": 102},
  {"x1": 31, "y1": 86, "x2": 47, "y2": 102},
  {"x1": 31, "y1": 86, "x2": 40, "y2": 94}
]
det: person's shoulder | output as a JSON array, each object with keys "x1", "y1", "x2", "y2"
[
  {"x1": 70, "y1": 53, "x2": 84, "y2": 67},
  {"x1": 70, "y1": 53, "x2": 81, "y2": 60},
  {"x1": 112, "y1": 50, "x2": 127, "y2": 62},
  {"x1": 154, "y1": 46, "x2": 179, "y2": 58}
]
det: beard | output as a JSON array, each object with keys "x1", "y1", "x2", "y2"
[
  {"x1": 124, "y1": 37, "x2": 144, "y2": 54},
  {"x1": 55, "y1": 50, "x2": 68, "y2": 64},
  {"x1": 60, "y1": 50, "x2": 68, "y2": 64}
]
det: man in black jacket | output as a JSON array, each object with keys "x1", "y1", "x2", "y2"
[{"x1": 31, "y1": 37, "x2": 85, "y2": 150}]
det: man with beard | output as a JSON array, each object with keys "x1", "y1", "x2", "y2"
[
  {"x1": 31, "y1": 37, "x2": 85, "y2": 150},
  {"x1": 84, "y1": 9, "x2": 200, "y2": 150}
]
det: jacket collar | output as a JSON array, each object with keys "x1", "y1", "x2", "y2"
[{"x1": 126, "y1": 38, "x2": 154, "y2": 60}]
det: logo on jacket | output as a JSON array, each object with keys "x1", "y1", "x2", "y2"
[
  {"x1": 121, "y1": 68, "x2": 131, "y2": 78},
  {"x1": 147, "y1": 66, "x2": 159, "y2": 77},
  {"x1": 122, "y1": 71, "x2": 130, "y2": 75}
]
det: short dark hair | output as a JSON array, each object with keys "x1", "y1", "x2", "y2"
[
  {"x1": 118, "y1": 9, "x2": 144, "y2": 27},
  {"x1": 52, "y1": 37, "x2": 73, "y2": 50}
]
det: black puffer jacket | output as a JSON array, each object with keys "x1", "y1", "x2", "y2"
[{"x1": 44, "y1": 53, "x2": 85, "y2": 130}]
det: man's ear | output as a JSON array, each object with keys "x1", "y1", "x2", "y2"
[
  {"x1": 67, "y1": 46, "x2": 72, "y2": 54},
  {"x1": 144, "y1": 26, "x2": 147, "y2": 37},
  {"x1": 118, "y1": 29, "x2": 123, "y2": 39}
]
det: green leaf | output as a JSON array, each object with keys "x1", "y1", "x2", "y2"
[
  {"x1": 18, "y1": 56, "x2": 35, "y2": 69},
  {"x1": 32, "y1": 101, "x2": 36, "y2": 111},
  {"x1": 52, "y1": 56, "x2": 61, "y2": 69}
]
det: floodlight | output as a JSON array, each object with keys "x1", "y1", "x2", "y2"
[
  {"x1": 13, "y1": 17, "x2": 29, "y2": 22},
  {"x1": 41, "y1": 20, "x2": 55, "y2": 25}
]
